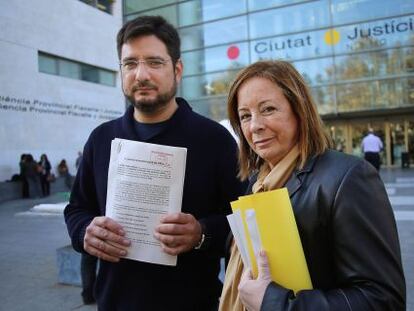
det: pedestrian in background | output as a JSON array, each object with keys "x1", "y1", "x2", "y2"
[
  {"x1": 19, "y1": 154, "x2": 29, "y2": 198},
  {"x1": 57, "y1": 159, "x2": 72, "y2": 189},
  {"x1": 361, "y1": 128, "x2": 383, "y2": 171},
  {"x1": 23, "y1": 154, "x2": 41, "y2": 198},
  {"x1": 39, "y1": 154, "x2": 51, "y2": 196}
]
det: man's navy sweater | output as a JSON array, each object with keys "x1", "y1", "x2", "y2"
[{"x1": 64, "y1": 98, "x2": 247, "y2": 310}]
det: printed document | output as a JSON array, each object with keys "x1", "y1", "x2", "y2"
[{"x1": 106, "y1": 138, "x2": 187, "y2": 266}]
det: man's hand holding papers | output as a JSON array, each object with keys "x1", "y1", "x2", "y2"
[
  {"x1": 84, "y1": 216, "x2": 131, "y2": 263},
  {"x1": 154, "y1": 212, "x2": 202, "y2": 255}
]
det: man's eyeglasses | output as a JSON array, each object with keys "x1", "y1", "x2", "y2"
[{"x1": 119, "y1": 58, "x2": 171, "y2": 73}]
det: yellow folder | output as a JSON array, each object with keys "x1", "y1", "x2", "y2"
[{"x1": 231, "y1": 188, "x2": 313, "y2": 293}]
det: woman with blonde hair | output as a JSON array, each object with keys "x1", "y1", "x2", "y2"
[{"x1": 219, "y1": 60, "x2": 405, "y2": 311}]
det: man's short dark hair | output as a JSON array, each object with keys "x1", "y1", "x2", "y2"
[{"x1": 117, "y1": 15, "x2": 181, "y2": 63}]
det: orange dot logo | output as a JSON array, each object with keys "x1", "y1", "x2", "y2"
[{"x1": 324, "y1": 29, "x2": 340, "y2": 45}]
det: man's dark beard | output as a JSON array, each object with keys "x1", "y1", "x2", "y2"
[{"x1": 125, "y1": 80, "x2": 177, "y2": 114}]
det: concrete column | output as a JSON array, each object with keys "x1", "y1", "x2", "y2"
[
  {"x1": 405, "y1": 120, "x2": 409, "y2": 152},
  {"x1": 385, "y1": 122, "x2": 391, "y2": 167},
  {"x1": 346, "y1": 123, "x2": 353, "y2": 154}
]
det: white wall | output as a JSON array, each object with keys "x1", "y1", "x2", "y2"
[{"x1": 0, "y1": 0, "x2": 124, "y2": 181}]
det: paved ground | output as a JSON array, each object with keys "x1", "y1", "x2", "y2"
[
  {"x1": 0, "y1": 167, "x2": 412, "y2": 310},
  {"x1": 0, "y1": 193, "x2": 95, "y2": 311},
  {"x1": 382, "y1": 168, "x2": 414, "y2": 310}
]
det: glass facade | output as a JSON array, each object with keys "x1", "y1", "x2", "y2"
[{"x1": 124, "y1": 0, "x2": 414, "y2": 166}]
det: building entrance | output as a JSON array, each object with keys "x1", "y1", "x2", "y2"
[{"x1": 326, "y1": 116, "x2": 414, "y2": 168}]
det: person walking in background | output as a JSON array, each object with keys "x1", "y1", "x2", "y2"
[
  {"x1": 19, "y1": 154, "x2": 29, "y2": 198},
  {"x1": 219, "y1": 61, "x2": 405, "y2": 311},
  {"x1": 64, "y1": 15, "x2": 246, "y2": 310},
  {"x1": 39, "y1": 154, "x2": 52, "y2": 196},
  {"x1": 57, "y1": 159, "x2": 72, "y2": 189},
  {"x1": 23, "y1": 154, "x2": 41, "y2": 198},
  {"x1": 361, "y1": 128, "x2": 383, "y2": 171}
]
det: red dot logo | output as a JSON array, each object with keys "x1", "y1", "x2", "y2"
[{"x1": 227, "y1": 45, "x2": 240, "y2": 60}]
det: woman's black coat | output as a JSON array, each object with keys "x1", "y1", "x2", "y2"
[{"x1": 256, "y1": 150, "x2": 405, "y2": 311}]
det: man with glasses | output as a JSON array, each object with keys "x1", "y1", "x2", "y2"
[{"x1": 64, "y1": 15, "x2": 246, "y2": 310}]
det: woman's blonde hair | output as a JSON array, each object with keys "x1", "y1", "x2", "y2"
[{"x1": 227, "y1": 60, "x2": 332, "y2": 180}]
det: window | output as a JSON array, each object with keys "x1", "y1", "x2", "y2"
[
  {"x1": 59, "y1": 59, "x2": 81, "y2": 79},
  {"x1": 182, "y1": 42, "x2": 248, "y2": 75},
  {"x1": 337, "y1": 81, "x2": 373, "y2": 111},
  {"x1": 38, "y1": 54, "x2": 58, "y2": 75},
  {"x1": 99, "y1": 70, "x2": 116, "y2": 87},
  {"x1": 331, "y1": 0, "x2": 414, "y2": 25},
  {"x1": 124, "y1": 0, "x2": 175, "y2": 14},
  {"x1": 406, "y1": 78, "x2": 414, "y2": 105},
  {"x1": 310, "y1": 86, "x2": 336, "y2": 114},
  {"x1": 79, "y1": 0, "x2": 113, "y2": 14},
  {"x1": 249, "y1": 0, "x2": 330, "y2": 39},
  {"x1": 292, "y1": 57, "x2": 334, "y2": 86},
  {"x1": 182, "y1": 69, "x2": 240, "y2": 100},
  {"x1": 190, "y1": 96, "x2": 228, "y2": 121},
  {"x1": 180, "y1": 16, "x2": 248, "y2": 51},
  {"x1": 248, "y1": 0, "x2": 310, "y2": 11},
  {"x1": 81, "y1": 65, "x2": 100, "y2": 83},
  {"x1": 337, "y1": 79, "x2": 407, "y2": 112},
  {"x1": 126, "y1": 5, "x2": 178, "y2": 26},
  {"x1": 38, "y1": 52, "x2": 116, "y2": 86},
  {"x1": 178, "y1": 0, "x2": 247, "y2": 27},
  {"x1": 334, "y1": 48, "x2": 408, "y2": 81},
  {"x1": 372, "y1": 79, "x2": 401, "y2": 108}
]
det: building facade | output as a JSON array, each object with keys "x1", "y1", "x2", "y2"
[
  {"x1": 0, "y1": 0, "x2": 124, "y2": 181},
  {"x1": 124, "y1": 0, "x2": 414, "y2": 167}
]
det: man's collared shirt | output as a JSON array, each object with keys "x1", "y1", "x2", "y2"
[{"x1": 361, "y1": 133, "x2": 383, "y2": 153}]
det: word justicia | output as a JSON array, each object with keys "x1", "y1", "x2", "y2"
[{"x1": 347, "y1": 17, "x2": 413, "y2": 40}]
